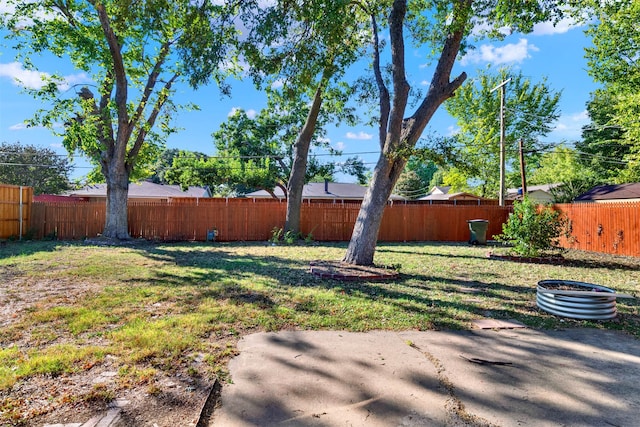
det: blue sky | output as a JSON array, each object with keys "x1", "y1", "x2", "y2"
[{"x1": 0, "y1": 14, "x2": 596, "y2": 182}]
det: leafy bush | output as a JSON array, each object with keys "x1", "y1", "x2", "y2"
[
  {"x1": 269, "y1": 227, "x2": 314, "y2": 245},
  {"x1": 495, "y1": 197, "x2": 568, "y2": 257},
  {"x1": 269, "y1": 227, "x2": 284, "y2": 243}
]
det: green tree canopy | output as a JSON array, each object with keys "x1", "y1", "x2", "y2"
[
  {"x1": 529, "y1": 146, "x2": 599, "y2": 202},
  {"x1": 163, "y1": 108, "x2": 367, "y2": 196},
  {"x1": 1, "y1": 0, "x2": 241, "y2": 239},
  {"x1": 394, "y1": 157, "x2": 438, "y2": 199},
  {"x1": 0, "y1": 142, "x2": 72, "y2": 194},
  {"x1": 583, "y1": 0, "x2": 640, "y2": 181},
  {"x1": 576, "y1": 90, "x2": 628, "y2": 182},
  {"x1": 443, "y1": 67, "x2": 561, "y2": 198}
]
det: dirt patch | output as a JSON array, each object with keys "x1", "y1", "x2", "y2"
[
  {"x1": 5, "y1": 362, "x2": 215, "y2": 427},
  {"x1": 0, "y1": 272, "x2": 221, "y2": 427},
  {"x1": 309, "y1": 260, "x2": 399, "y2": 281}
]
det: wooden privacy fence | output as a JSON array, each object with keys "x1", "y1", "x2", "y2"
[
  {"x1": 555, "y1": 202, "x2": 640, "y2": 258},
  {"x1": 25, "y1": 198, "x2": 640, "y2": 257},
  {"x1": 30, "y1": 198, "x2": 511, "y2": 243},
  {"x1": 0, "y1": 184, "x2": 32, "y2": 239}
]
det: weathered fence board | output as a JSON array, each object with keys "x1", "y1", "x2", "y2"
[
  {"x1": 0, "y1": 184, "x2": 32, "y2": 239},
  {"x1": 555, "y1": 202, "x2": 640, "y2": 257},
  {"x1": 29, "y1": 199, "x2": 510, "y2": 243},
  {"x1": 21, "y1": 198, "x2": 640, "y2": 258}
]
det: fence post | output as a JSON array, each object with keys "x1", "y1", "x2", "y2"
[{"x1": 19, "y1": 186, "x2": 23, "y2": 240}]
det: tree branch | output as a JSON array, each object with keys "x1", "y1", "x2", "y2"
[
  {"x1": 129, "y1": 40, "x2": 173, "y2": 131},
  {"x1": 370, "y1": 11, "x2": 390, "y2": 150},
  {"x1": 408, "y1": 0, "x2": 472, "y2": 143},
  {"x1": 51, "y1": 0, "x2": 80, "y2": 27},
  {"x1": 386, "y1": 0, "x2": 410, "y2": 152},
  {"x1": 98, "y1": 69, "x2": 115, "y2": 148},
  {"x1": 126, "y1": 73, "x2": 179, "y2": 172},
  {"x1": 94, "y1": 2, "x2": 129, "y2": 148}
]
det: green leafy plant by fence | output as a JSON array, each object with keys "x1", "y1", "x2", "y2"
[{"x1": 495, "y1": 197, "x2": 568, "y2": 257}]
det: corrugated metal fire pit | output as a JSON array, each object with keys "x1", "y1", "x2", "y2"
[{"x1": 537, "y1": 280, "x2": 618, "y2": 320}]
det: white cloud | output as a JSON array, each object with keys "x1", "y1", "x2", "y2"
[
  {"x1": 552, "y1": 110, "x2": 589, "y2": 139},
  {"x1": 346, "y1": 131, "x2": 373, "y2": 140},
  {"x1": 571, "y1": 110, "x2": 589, "y2": 121},
  {"x1": 271, "y1": 79, "x2": 284, "y2": 89},
  {"x1": 0, "y1": 3, "x2": 57, "y2": 26},
  {"x1": 470, "y1": 21, "x2": 511, "y2": 38},
  {"x1": 7, "y1": 121, "x2": 62, "y2": 131},
  {"x1": 61, "y1": 72, "x2": 91, "y2": 90},
  {"x1": 460, "y1": 39, "x2": 538, "y2": 66},
  {"x1": 9, "y1": 122, "x2": 28, "y2": 131},
  {"x1": 532, "y1": 17, "x2": 581, "y2": 36},
  {"x1": 334, "y1": 141, "x2": 346, "y2": 151},
  {"x1": 0, "y1": 62, "x2": 50, "y2": 89},
  {"x1": 447, "y1": 125, "x2": 460, "y2": 136},
  {"x1": 0, "y1": 62, "x2": 90, "y2": 91},
  {"x1": 421, "y1": 80, "x2": 430, "y2": 86},
  {"x1": 246, "y1": 109, "x2": 257, "y2": 119}
]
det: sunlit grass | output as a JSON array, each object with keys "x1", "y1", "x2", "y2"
[
  {"x1": 0, "y1": 239, "x2": 638, "y2": 406},
  {"x1": 0, "y1": 344, "x2": 106, "y2": 391}
]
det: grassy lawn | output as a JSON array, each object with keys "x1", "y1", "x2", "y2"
[{"x1": 1, "y1": 240, "x2": 639, "y2": 423}]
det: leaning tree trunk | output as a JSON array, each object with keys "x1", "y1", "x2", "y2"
[
  {"x1": 343, "y1": 155, "x2": 406, "y2": 265},
  {"x1": 284, "y1": 79, "x2": 326, "y2": 234},
  {"x1": 102, "y1": 160, "x2": 131, "y2": 239},
  {"x1": 342, "y1": 0, "x2": 469, "y2": 266}
]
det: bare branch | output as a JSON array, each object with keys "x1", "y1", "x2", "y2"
[
  {"x1": 370, "y1": 11, "x2": 390, "y2": 150},
  {"x1": 94, "y1": 2, "x2": 129, "y2": 145},
  {"x1": 129, "y1": 40, "x2": 173, "y2": 130},
  {"x1": 127, "y1": 73, "x2": 179, "y2": 172}
]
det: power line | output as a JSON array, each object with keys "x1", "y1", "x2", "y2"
[
  {"x1": 0, "y1": 162, "x2": 76, "y2": 168},
  {"x1": 0, "y1": 150, "x2": 383, "y2": 161}
]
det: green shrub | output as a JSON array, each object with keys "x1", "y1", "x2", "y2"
[
  {"x1": 495, "y1": 197, "x2": 568, "y2": 257},
  {"x1": 269, "y1": 227, "x2": 283, "y2": 243},
  {"x1": 283, "y1": 230, "x2": 297, "y2": 244},
  {"x1": 270, "y1": 227, "x2": 314, "y2": 245}
]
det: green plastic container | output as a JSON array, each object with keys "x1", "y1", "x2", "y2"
[{"x1": 467, "y1": 219, "x2": 489, "y2": 245}]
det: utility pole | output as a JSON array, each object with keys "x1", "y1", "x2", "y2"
[
  {"x1": 519, "y1": 138, "x2": 527, "y2": 197},
  {"x1": 490, "y1": 78, "x2": 510, "y2": 206}
]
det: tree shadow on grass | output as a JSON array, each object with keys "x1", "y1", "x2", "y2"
[
  {"x1": 0, "y1": 239, "x2": 78, "y2": 259},
  {"x1": 126, "y1": 242, "x2": 637, "y2": 336}
]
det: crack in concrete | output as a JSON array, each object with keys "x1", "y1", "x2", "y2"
[{"x1": 407, "y1": 341, "x2": 499, "y2": 427}]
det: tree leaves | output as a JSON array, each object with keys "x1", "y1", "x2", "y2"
[
  {"x1": 444, "y1": 67, "x2": 561, "y2": 197},
  {"x1": 0, "y1": 142, "x2": 72, "y2": 195}
]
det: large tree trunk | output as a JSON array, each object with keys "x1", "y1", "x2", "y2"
[
  {"x1": 103, "y1": 161, "x2": 131, "y2": 239},
  {"x1": 343, "y1": 0, "x2": 469, "y2": 265},
  {"x1": 343, "y1": 156, "x2": 406, "y2": 265},
  {"x1": 284, "y1": 79, "x2": 326, "y2": 234}
]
